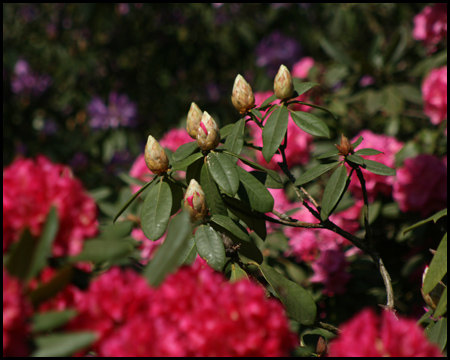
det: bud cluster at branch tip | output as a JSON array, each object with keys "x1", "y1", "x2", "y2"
[
  {"x1": 196, "y1": 111, "x2": 220, "y2": 151},
  {"x1": 335, "y1": 134, "x2": 354, "y2": 156},
  {"x1": 231, "y1": 74, "x2": 255, "y2": 114},
  {"x1": 274, "y1": 65, "x2": 294, "y2": 100},
  {"x1": 184, "y1": 179, "x2": 208, "y2": 221},
  {"x1": 186, "y1": 102, "x2": 203, "y2": 139},
  {"x1": 144, "y1": 135, "x2": 170, "y2": 174}
]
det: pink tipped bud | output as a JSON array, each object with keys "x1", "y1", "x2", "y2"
[
  {"x1": 186, "y1": 102, "x2": 203, "y2": 139},
  {"x1": 196, "y1": 111, "x2": 220, "y2": 151},
  {"x1": 184, "y1": 179, "x2": 208, "y2": 221},
  {"x1": 231, "y1": 74, "x2": 255, "y2": 114},
  {"x1": 144, "y1": 135, "x2": 170, "y2": 174},
  {"x1": 274, "y1": 65, "x2": 294, "y2": 100}
]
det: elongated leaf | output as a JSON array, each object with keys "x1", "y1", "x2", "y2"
[
  {"x1": 206, "y1": 152, "x2": 239, "y2": 196},
  {"x1": 143, "y1": 211, "x2": 193, "y2": 286},
  {"x1": 294, "y1": 161, "x2": 340, "y2": 186},
  {"x1": 117, "y1": 172, "x2": 148, "y2": 187},
  {"x1": 262, "y1": 105, "x2": 289, "y2": 163},
  {"x1": 179, "y1": 236, "x2": 197, "y2": 265},
  {"x1": 170, "y1": 152, "x2": 204, "y2": 171},
  {"x1": 220, "y1": 124, "x2": 235, "y2": 140},
  {"x1": 186, "y1": 157, "x2": 204, "y2": 184},
  {"x1": 259, "y1": 94, "x2": 278, "y2": 109},
  {"x1": 32, "y1": 309, "x2": 78, "y2": 333},
  {"x1": 98, "y1": 221, "x2": 133, "y2": 239},
  {"x1": 224, "y1": 118, "x2": 245, "y2": 163},
  {"x1": 354, "y1": 148, "x2": 384, "y2": 156},
  {"x1": 363, "y1": 159, "x2": 396, "y2": 176},
  {"x1": 5, "y1": 228, "x2": 36, "y2": 280},
  {"x1": 250, "y1": 108, "x2": 263, "y2": 121},
  {"x1": 172, "y1": 141, "x2": 199, "y2": 162},
  {"x1": 321, "y1": 164, "x2": 348, "y2": 221},
  {"x1": 433, "y1": 286, "x2": 447, "y2": 318},
  {"x1": 346, "y1": 154, "x2": 365, "y2": 166},
  {"x1": 423, "y1": 233, "x2": 447, "y2": 294},
  {"x1": 290, "y1": 110, "x2": 330, "y2": 138},
  {"x1": 403, "y1": 209, "x2": 447, "y2": 235},
  {"x1": 352, "y1": 136, "x2": 363, "y2": 149},
  {"x1": 249, "y1": 171, "x2": 284, "y2": 189},
  {"x1": 427, "y1": 317, "x2": 447, "y2": 351},
  {"x1": 113, "y1": 176, "x2": 159, "y2": 223},
  {"x1": 290, "y1": 101, "x2": 338, "y2": 120},
  {"x1": 200, "y1": 164, "x2": 228, "y2": 216},
  {"x1": 29, "y1": 266, "x2": 74, "y2": 306},
  {"x1": 165, "y1": 179, "x2": 184, "y2": 216},
  {"x1": 317, "y1": 150, "x2": 340, "y2": 160},
  {"x1": 211, "y1": 214, "x2": 251, "y2": 242},
  {"x1": 230, "y1": 265, "x2": 248, "y2": 282},
  {"x1": 292, "y1": 80, "x2": 320, "y2": 96},
  {"x1": 259, "y1": 264, "x2": 317, "y2": 325},
  {"x1": 194, "y1": 225, "x2": 226, "y2": 271},
  {"x1": 32, "y1": 331, "x2": 97, "y2": 357},
  {"x1": 236, "y1": 166, "x2": 274, "y2": 213},
  {"x1": 69, "y1": 239, "x2": 134, "y2": 263},
  {"x1": 141, "y1": 180, "x2": 172, "y2": 240}
]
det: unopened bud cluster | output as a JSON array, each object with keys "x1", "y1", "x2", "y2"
[
  {"x1": 144, "y1": 135, "x2": 169, "y2": 174},
  {"x1": 196, "y1": 111, "x2": 220, "y2": 151},
  {"x1": 335, "y1": 134, "x2": 354, "y2": 156},
  {"x1": 231, "y1": 74, "x2": 255, "y2": 114},
  {"x1": 186, "y1": 102, "x2": 203, "y2": 139},
  {"x1": 274, "y1": 65, "x2": 294, "y2": 100},
  {"x1": 184, "y1": 179, "x2": 208, "y2": 221}
]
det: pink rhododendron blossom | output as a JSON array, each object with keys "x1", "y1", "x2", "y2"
[
  {"x1": 422, "y1": 66, "x2": 447, "y2": 126},
  {"x1": 347, "y1": 130, "x2": 403, "y2": 201},
  {"x1": 159, "y1": 127, "x2": 193, "y2": 152},
  {"x1": 292, "y1": 57, "x2": 315, "y2": 79},
  {"x1": 328, "y1": 308, "x2": 442, "y2": 357},
  {"x1": 58, "y1": 266, "x2": 296, "y2": 356},
  {"x1": 131, "y1": 228, "x2": 164, "y2": 263},
  {"x1": 3, "y1": 268, "x2": 32, "y2": 357},
  {"x1": 393, "y1": 154, "x2": 447, "y2": 216},
  {"x1": 413, "y1": 3, "x2": 447, "y2": 53},
  {"x1": 3, "y1": 156, "x2": 98, "y2": 256}
]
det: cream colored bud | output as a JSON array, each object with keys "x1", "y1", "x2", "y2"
[
  {"x1": 196, "y1": 111, "x2": 220, "y2": 151},
  {"x1": 231, "y1": 74, "x2": 255, "y2": 114},
  {"x1": 144, "y1": 135, "x2": 169, "y2": 174},
  {"x1": 186, "y1": 102, "x2": 203, "y2": 139},
  {"x1": 184, "y1": 179, "x2": 208, "y2": 221},
  {"x1": 274, "y1": 65, "x2": 294, "y2": 100}
]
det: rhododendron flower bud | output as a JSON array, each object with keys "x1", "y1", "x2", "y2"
[
  {"x1": 196, "y1": 111, "x2": 220, "y2": 151},
  {"x1": 231, "y1": 74, "x2": 255, "y2": 114},
  {"x1": 335, "y1": 134, "x2": 354, "y2": 156},
  {"x1": 184, "y1": 179, "x2": 208, "y2": 221},
  {"x1": 144, "y1": 135, "x2": 169, "y2": 174},
  {"x1": 186, "y1": 102, "x2": 203, "y2": 139},
  {"x1": 274, "y1": 65, "x2": 294, "y2": 100}
]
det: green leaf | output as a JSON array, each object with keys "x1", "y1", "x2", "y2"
[
  {"x1": 206, "y1": 152, "x2": 240, "y2": 196},
  {"x1": 427, "y1": 317, "x2": 447, "y2": 352},
  {"x1": 98, "y1": 221, "x2": 133, "y2": 239},
  {"x1": 172, "y1": 141, "x2": 199, "y2": 162},
  {"x1": 32, "y1": 309, "x2": 78, "y2": 333},
  {"x1": 237, "y1": 239, "x2": 264, "y2": 265},
  {"x1": 320, "y1": 37, "x2": 355, "y2": 67},
  {"x1": 249, "y1": 171, "x2": 284, "y2": 189},
  {"x1": 434, "y1": 286, "x2": 447, "y2": 319},
  {"x1": 29, "y1": 266, "x2": 74, "y2": 307},
  {"x1": 178, "y1": 236, "x2": 197, "y2": 266},
  {"x1": 259, "y1": 264, "x2": 317, "y2": 325},
  {"x1": 141, "y1": 179, "x2": 172, "y2": 241},
  {"x1": 143, "y1": 211, "x2": 193, "y2": 286},
  {"x1": 321, "y1": 164, "x2": 348, "y2": 221},
  {"x1": 250, "y1": 108, "x2": 263, "y2": 121},
  {"x1": 200, "y1": 164, "x2": 228, "y2": 216},
  {"x1": 362, "y1": 159, "x2": 396, "y2": 176},
  {"x1": 186, "y1": 156, "x2": 204, "y2": 184},
  {"x1": 316, "y1": 150, "x2": 340, "y2": 160},
  {"x1": 5, "y1": 228, "x2": 36, "y2": 281},
  {"x1": 31, "y1": 331, "x2": 97, "y2": 357},
  {"x1": 403, "y1": 209, "x2": 447, "y2": 235},
  {"x1": 236, "y1": 166, "x2": 274, "y2": 212},
  {"x1": 69, "y1": 239, "x2": 134, "y2": 263},
  {"x1": 294, "y1": 161, "x2": 340, "y2": 186},
  {"x1": 170, "y1": 152, "x2": 204, "y2": 171},
  {"x1": 352, "y1": 136, "x2": 363, "y2": 149},
  {"x1": 290, "y1": 110, "x2": 330, "y2": 138},
  {"x1": 211, "y1": 214, "x2": 251, "y2": 242},
  {"x1": 117, "y1": 172, "x2": 148, "y2": 187},
  {"x1": 346, "y1": 154, "x2": 365, "y2": 166},
  {"x1": 165, "y1": 179, "x2": 184, "y2": 216},
  {"x1": 230, "y1": 265, "x2": 248, "y2": 282},
  {"x1": 259, "y1": 94, "x2": 278, "y2": 109},
  {"x1": 113, "y1": 176, "x2": 159, "y2": 223},
  {"x1": 423, "y1": 233, "x2": 447, "y2": 294},
  {"x1": 194, "y1": 225, "x2": 226, "y2": 271},
  {"x1": 224, "y1": 118, "x2": 245, "y2": 163},
  {"x1": 220, "y1": 124, "x2": 235, "y2": 140},
  {"x1": 262, "y1": 105, "x2": 289, "y2": 163},
  {"x1": 290, "y1": 101, "x2": 338, "y2": 120},
  {"x1": 354, "y1": 148, "x2": 384, "y2": 156},
  {"x1": 292, "y1": 80, "x2": 320, "y2": 96}
]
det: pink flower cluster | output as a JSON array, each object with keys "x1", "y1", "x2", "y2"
[
  {"x1": 292, "y1": 57, "x2": 315, "y2": 79},
  {"x1": 328, "y1": 308, "x2": 442, "y2": 357},
  {"x1": 413, "y1": 3, "x2": 447, "y2": 53},
  {"x1": 422, "y1": 66, "x2": 447, "y2": 126},
  {"x1": 49, "y1": 265, "x2": 297, "y2": 356},
  {"x1": 347, "y1": 130, "x2": 404, "y2": 202},
  {"x1": 393, "y1": 154, "x2": 447, "y2": 217},
  {"x1": 3, "y1": 156, "x2": 98, "y2": 257},
  {"x1": 3, "y1": 268, "x2": 32, "y2": 357}
]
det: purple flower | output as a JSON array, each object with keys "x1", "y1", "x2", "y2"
[
  {"x1": 87, "y1": 92, "x2": 138, "y2": 129},
  {"x1": 255, "y1": 31, "x2": 302, "y2": 77},
  {"x1": 11, "y1": 59, "x2": 52, "y2": 96}
]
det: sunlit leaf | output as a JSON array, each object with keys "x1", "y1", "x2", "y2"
[
  {"x1": 194, "y1": 224, "x2": 226, "y2": 271},
  {"x1": 262, "y1": 105, "x2": 289, "y2": 163},
  {"x1": 321, "y1": 164, "x2": 348, "y2": 221}
]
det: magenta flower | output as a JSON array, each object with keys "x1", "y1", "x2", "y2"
[
  {"x1": 422, "y1": 66, "x2": 447, "y2": 126},
  {"x1": 3, "y1": 156, "x2": 98, "y2": 256},
  {"x1": 328, "y1": 308, "x2": 442, "y2": 357},
  {"x1": 393, "y1": 154, "x2": 447, "y2": 217},
  {"x1": 11, "y1": 58, "x2": 51, "y2": 96},
  {"x1": 413, "y1": 3, "x2": 447, "y2": 53},
  {"x1": 292, "y1": 57, "x2": 315, "y2": 79},
  {"x1": 87, "y1": 92, "x2": 137, "y2": 129}
]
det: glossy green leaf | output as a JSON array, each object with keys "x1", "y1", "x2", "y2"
[
  {"x1": 186, "y1": 156, "x2": 204, "y2": 184},
  {"x1": 224, "y1": 118, "x2": 245, "y2": 163},
  {"x1": 290, "y1": 110, "x2": 330, "y2": 138},
  {"x1": 294, "y1": 161, "x2": 340, "y2": 186},
  {"x1": 292, "y1": 80, "x2": 320, "y2": 96},
  {"x1": 165, "y1": 179, "x2": 184, "y2": 216},
  {"x1": 346, "y1": 154, "x2": 365, "y2": 166},
  {"x1": 220, "y1": 123, "x2": 235, "y2": 140},
  {"x1": 98, "y1": 220, "x2": 133, "y2": 239},
  {"x1": 249, "y1": 171, "x2": 284, "y2": 189},
  {"x1": 423, "y1": 233, "x2": 447, "y2": 294},
  {"x1": 352, "y1": 136, "x2": 364, "y2": 149},
  {"x1": 170, "y1": 152, "x2": 204, "y2": 171},
  {"x1": 259, "y1": 94, "x2": 278, "y2": 109},
  {"x1": 250, "y1": 108, "x2": 263, "y2": 121},
  {"x1": 354, "y1": 148, "x2": 384, "y2": 156},
  {"x1": 206, "y1": 152, "x2": 239, "y2": 196},
  {"x1": 179, "y1": 236, "x2": 197, "y2": 266},
  {"x1": 362, "y1": 159, "x2": 396, "y2": 176},
  {"x1": 32, "y1": 331, "x2": 97, "y2": 357},
  {"x1": 321, "y1": 164, "x2": 348, "y2": 221},
  {"x1": 113, "y1": 176, "x2": 159, "y2": 223},
  {"x1": 211, "y1": 214, "x2": 251, "y2": 242},
  {"x1": 69, "y1": 239, "x2": 134, "y2": 263},
  {"x1": 316, "y1": 150, "x2": 340, "y2": 160},
  {"x1": 141, "y1": 179, "x2": 172, "y2": 240},
  {"x1": 403, "y1": 209, "x2": 447, "y2": 235},
  {"x1": 200, "y1": 164, "x2": 228, "y2": 216},
  {"x1": 259, "y1": 264, "x2": 317, "y2": 325},
  {"x1": 144, "y1": 211, "x2": 193, "y2": 286},
  {"x1": 236, "y1": 166, "x2": 274, "y2": 212},
  {"x1": 194, "y1": 225, "x2": 226, "y2": 271},
  {"x1": 172, "y1": 141, "x2": 199, "y2": 162},
  {"x1": 262, "y1": 105, "x2": 289, "y2": 163},
  {"x1": 237, "y1": 239, "x2": 264, "y2": 265},
  {"x1": 427, "y1": 317, "x2": 447, "y2": 351},
  {"x1": 32, "y1": 309, "x2": 78, "y2": 333}
]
